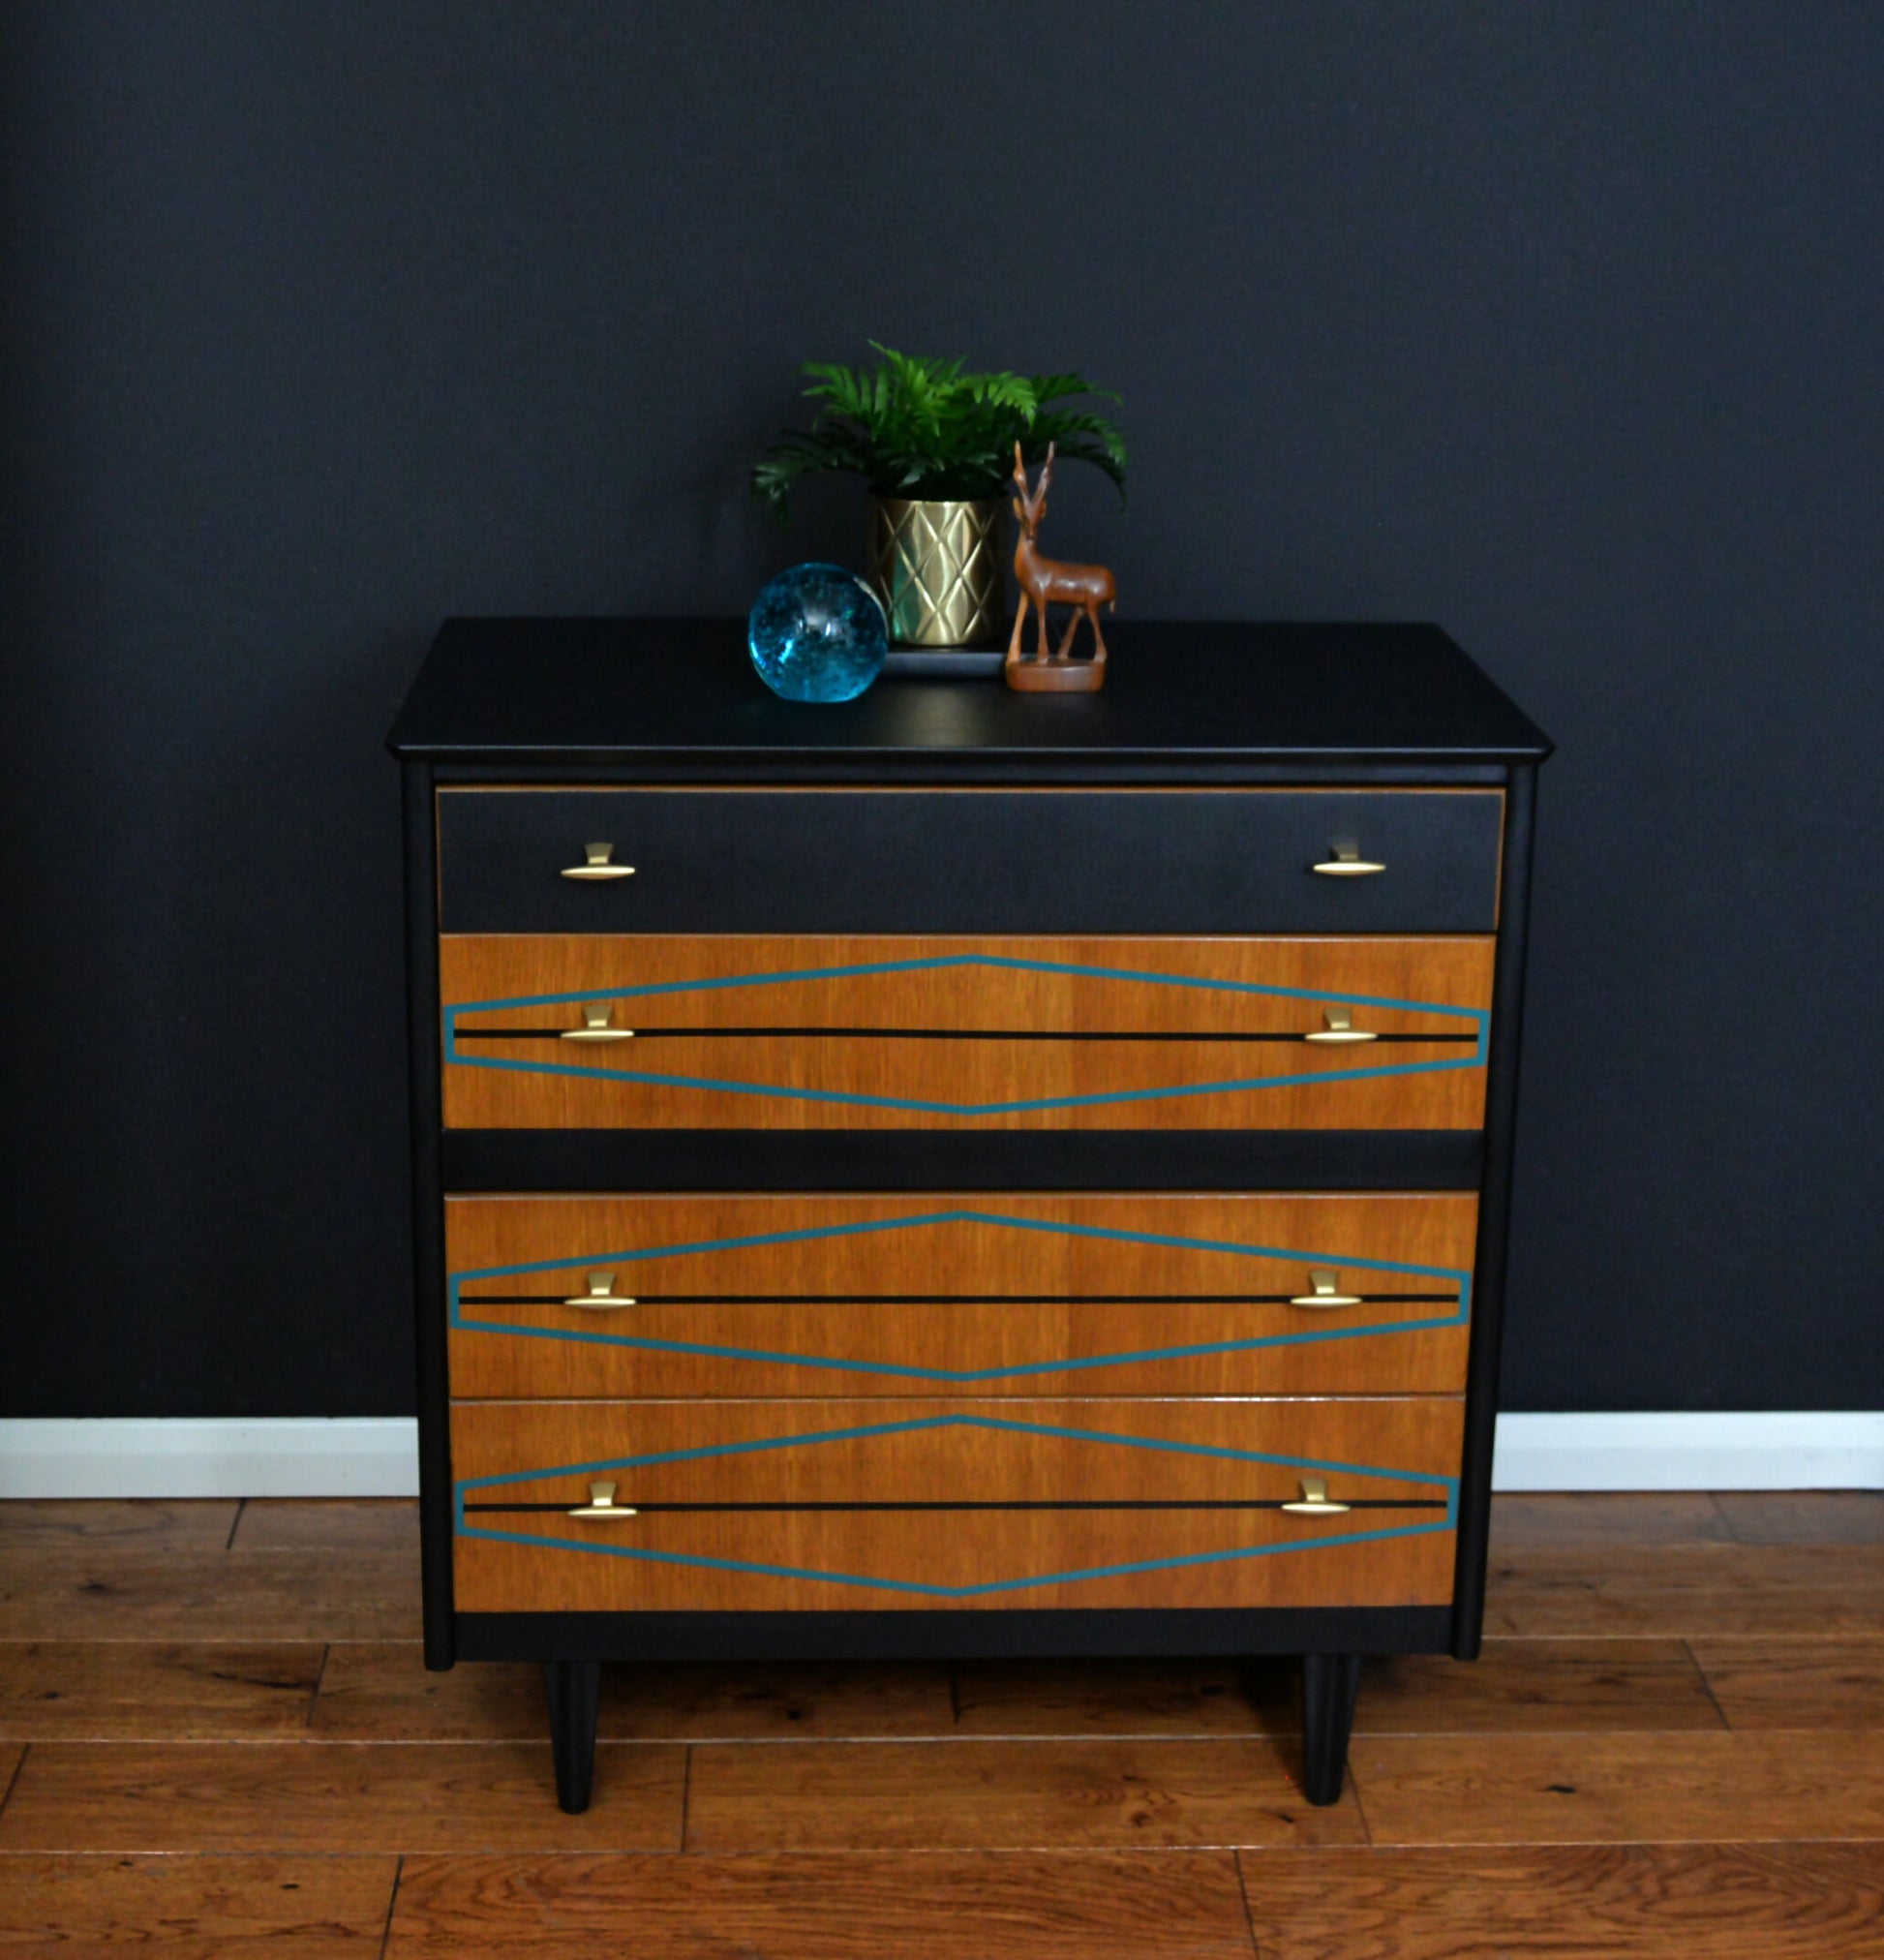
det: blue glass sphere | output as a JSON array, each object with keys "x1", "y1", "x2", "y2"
[{"x1": 748, "y1": 563, "x2": 888, "y2": 703}]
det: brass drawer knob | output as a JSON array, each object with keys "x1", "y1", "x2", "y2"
[
  {"x1": 1304, "y1": 1005, "x2": 1378, "y2": 1045},
  {"x1": 1312, "y1": 842, "x2": 1385, "y2": 876},
  {"x1": 1290, "y1": 1269, "x2": 1363, "y2": 1309},
  {"x1": 562, "y1": 842, "x2": 636, "y2": 881},
  {"x1": 564, "y1": 1270, "x2": 637, "y2": 1310},
  {"x1": 1282, "y1": 1476, "x2": 1352, "y2": 1516},
  {"x1": 560, "y1": 1001, "x2": 636, "y2": 1043},
  {"x1": 567, "y1": 1479, "x2": 636, "y2": 1519}
]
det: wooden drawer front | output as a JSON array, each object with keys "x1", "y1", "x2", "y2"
[
  {"x1": 439, "y1": 934, "x2": 1493, "y2": 1131},
  {"x1": 437, "y1": 788, "x2": 1504, "y2": 934},
  {"x1": 451, "y1": 1396, "x2": 1462, "y2": 1613},
  {"x1": 446, "y1": 1193, "x2": 1478, "y2": 1398}
]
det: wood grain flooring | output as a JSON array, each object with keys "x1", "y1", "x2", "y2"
[
  {"x1": 1350, "y1": 1729, "x2": 1884, "y2": 1845},
  {"x1": 682, "y1": 1735, "x2": 1366, "y2": 1850},
  {"x1": 0, "y1": 1853, "x2": 399, "y2": 1955},
  {"x1": 1237, "y1": 1844, "x2": 1884, "y2": 1959},
  {"x1": 310, "y1": 1643, "x2": 957, "y2": 1741},
  {"x1": 0, "y1": 1741, "x2": 686, "y2": 1853},
  {"x1": 386, "y1": 1850, "x2": 1259, "y2": 1958},
  {"x1": 0, "y1": 1489, "x2": 1877, "y2": 1957},
  {"x1": 0, "y1": 1640, "x2": 324, "y2": 1738},
  {"x1": 1685, "y1": 1636, "x2": 1884, "y2": 1730}
]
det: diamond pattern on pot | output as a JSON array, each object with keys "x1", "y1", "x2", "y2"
[{"x1": 869, "y1": 499, "x2": 1004, "y2": 645}]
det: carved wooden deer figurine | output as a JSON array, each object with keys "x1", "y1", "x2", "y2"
[{"x1": 1007, "y1": 441, "x2": 1115, "y2": 692}]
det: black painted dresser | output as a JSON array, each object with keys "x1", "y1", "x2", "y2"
[{"x1": 387, "y1": 618, "x2": 1551, "y2": 1812}]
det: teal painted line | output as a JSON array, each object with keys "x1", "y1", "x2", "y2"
[
  {"x1": 447, "y1": 1312, "x2": 1469, "y2": 1382},
  {"x1": 445, "y1": 1211, "x2": 1472, "y2": 1384},
  {"x1": 966, "y1": 954, "x2": 1486, "y2": 1021},
  {"x1": 444, "y1": 950, "x2": 1490, "y2": 1022},
  {"x1": 448, "y1": 1207, "x2": 1473, "y2": 1286},
  {"x1": 451, "y1": 1516, "x2": 1457, "y2": 1599},
  {"x1": 456, "y1": 1412, "x2": 1459, "y2": 1496},
  {"x1": 441, "y1": 951, "x2": 1488, "y2": 1117},
  {"x1": 442, "y1": 1045, "x2": 1484, "y2": 1117},
  {"x1": 445, "y1": 954, "x2": 990, "y2": 1015},
  {"x1": 448, "y1": 1210, "x2": 1011, "y2": 1283}
]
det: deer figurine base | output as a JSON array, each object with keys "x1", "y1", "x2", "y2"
[{"x1": 1004, "y1": 641, "x2": 1108, "y2": 692}]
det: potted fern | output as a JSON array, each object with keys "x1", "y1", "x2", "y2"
[{"x1": 753, "y1": 346, "x2": 1126, "y2": 650}]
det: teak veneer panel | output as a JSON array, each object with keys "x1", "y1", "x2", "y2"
[
  {"x1": 445, "y1": 1192, "x2": 1479, "y2": 1399},
  {"x1": 449, "y1": 1395, "x2": 1463, "y2": 1612},
  {"x1": 438, "y1": 934, "x2": 1494, "y2": 1130}
]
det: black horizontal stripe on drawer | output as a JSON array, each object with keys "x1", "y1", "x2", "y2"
[
  {"x1": 436, "y1": 788, "x2": 1503, "y2": 934},
  {"x1": 453, "y1": 1026, "x2": 1480, "y2": 1043},
  {"x1": 465, "y1": 1290, "x2": 1459, "y2": 1307},
  {"x1": 465, "y1": 1498, "x2": 1448, "y2": 1515},
  {"x1": 440, "y1": 1128, "x2": 1485, "y2": 1191}
]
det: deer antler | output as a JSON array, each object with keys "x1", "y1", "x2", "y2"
[{"x1": 1013, "y1": 439, "x2": 1057, "y2": 511}]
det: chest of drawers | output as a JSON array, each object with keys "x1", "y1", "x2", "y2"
[{"x1": 389, "y1": 617, "x2": 1550, "y2": 1813}]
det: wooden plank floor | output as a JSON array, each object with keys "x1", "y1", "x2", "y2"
[{"x1": 0, "y1": 1492, "x2": 1879, "y2": 1956}]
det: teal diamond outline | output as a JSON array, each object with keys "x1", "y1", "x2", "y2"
[
  {"x1": 454, "y1": 1412, "x2": 1461, "y2": 1600},
  {"x1": 442, "y1": 952, "x2": 1489, "y2": 1117},
  {"x1": 450, "y1": 1209, "x2": 1472, "y2": 1384}
]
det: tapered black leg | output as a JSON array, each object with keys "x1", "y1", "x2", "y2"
[
  {"x1": 1300, "y1": 1651, "x2": 1362, "y2": 1806},
  {"x1": 544, "y1": 1659, "x2": 601, "y2": 1814}
]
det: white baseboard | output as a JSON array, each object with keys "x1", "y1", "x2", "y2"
[
  {"x1": 0, "y1": 1419, "x2": 420, "y2": 1498},
  {"x1": 1, "y1": 1413, "x2": 1879, "y2": 1499},
  {"x1": 1489, "y1": 1412, "x2": 1884, "y2": 1492}
]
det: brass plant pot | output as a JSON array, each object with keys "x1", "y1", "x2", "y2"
[{"x1": 868, "y1": 496, "x2": 1006, "y2": 647}]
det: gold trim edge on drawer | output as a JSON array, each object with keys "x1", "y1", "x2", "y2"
[
  {"x1": 449, "y1": 1208, "x2": 1473, "y2": 1385},
  {"x1": 441, "y1": 950, "x2": 1490, "y2": 1118}
]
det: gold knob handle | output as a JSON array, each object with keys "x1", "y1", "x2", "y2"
[
  {"x1": 560, "y1": 1001, "x2": 636, "y2": 1043},
  {"x1": 1289, "y1": 1269, "x2": 1363, "y2": 1309},
  {"x1": 1282, "y1": 1476, "x2": 1351, "y2": 1516},
  {"x1": 567, "y1": 1479, "x2": 637, "y2": 1519},
  {"x1": 1304, "y1": 1006, "x2": 1378, "y2": 1045},
  {"x1": 561, "y1": 842, "x2": 636, "y2": 882},
  {"x1": 564, "y1": 1270, "x2": 637, "y2": 1310},
  {"x1": 1312, "y1": 842, "x2": 1385, "y2": 877}
]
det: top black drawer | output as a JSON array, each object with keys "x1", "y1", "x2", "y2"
[{"x1": 435, "y1": 788, "x2": 1503, "y2": 934}]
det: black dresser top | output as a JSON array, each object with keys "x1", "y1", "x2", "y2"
[{"x1": 388, "y1": 618, "x2": 1551, "y2": 776}]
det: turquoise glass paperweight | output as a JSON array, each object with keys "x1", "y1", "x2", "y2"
[{"x1": 747, "y1": 563, "x2": 888, "y2": 703}]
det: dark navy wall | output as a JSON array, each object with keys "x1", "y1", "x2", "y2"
[{"x1": 4, "y1": 3, "x2": 1880, "y2": 1415}]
